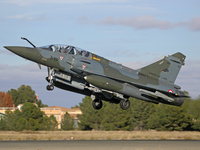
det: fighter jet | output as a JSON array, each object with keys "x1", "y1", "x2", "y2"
[{"x1": 4, "y1": 37, "x2": 189, "y2": 110}]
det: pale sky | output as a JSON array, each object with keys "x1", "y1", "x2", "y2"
[{"x1": 0, "y1": 0, "x2": 200, "y2": 107}]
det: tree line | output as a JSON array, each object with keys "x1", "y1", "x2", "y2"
[
  {"x1": 1, "y1": 85, "x2": 48, "y2": 108},
  {"x1": 0, "y1": 102, "x2": 74, "y2": 131},
  {"x1": 0, "y1": 85, "x2": 74, "y2": 131},
  {"x1": 8, "y1": 85, "x2": 48, "y2": 108},
  {"x1": 1, "y1": 84, "x2": 200, "y2": 131},
  {"x1": 77, "y1": 95, "x2": 200, "y2": 131}
]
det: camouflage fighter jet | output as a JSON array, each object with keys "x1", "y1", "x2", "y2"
[{"x1": 4, "y1": 37, "x2": 189, "y2": 110}]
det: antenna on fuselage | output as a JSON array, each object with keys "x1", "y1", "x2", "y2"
[{"x1": 21, "y1": 37, "x2": 36, "y2": 48}]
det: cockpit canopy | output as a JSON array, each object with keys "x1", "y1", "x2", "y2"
[{"x1": 40, "y1": 44, "x2": 90, "y2": 57}]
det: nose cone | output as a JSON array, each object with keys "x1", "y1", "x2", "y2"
[
  {"x1": 4, "y1": 46, "x2": 26, "y2": 54},
  {"x1": 4, "y1": 46, "x2": 36, "y2": 60}
]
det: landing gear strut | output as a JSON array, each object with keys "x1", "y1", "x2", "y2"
[
  {"x1": 46, "y1": 67, "x2": 54, "y2": 91},
  {"x1": 120, "y1": 99, "x2": 130, "y2": 110}
]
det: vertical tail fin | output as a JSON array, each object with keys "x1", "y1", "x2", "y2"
[{"x1": 138, "y1": 52, "x2": 186, "y2": 84}]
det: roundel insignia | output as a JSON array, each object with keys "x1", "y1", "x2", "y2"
[
  {"x1": 60, "y1": 55, "x2": 63, "y2": 60},
  {"x1": 168, "y1": 89, "x2": 173, "y2": 93},
  {"x1": 82, "y1": 64, "x2": 86, "y2": 69}
]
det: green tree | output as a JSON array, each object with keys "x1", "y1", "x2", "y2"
[
  {"x1": 37, "y1": 99, "x2": 48, "y2": 108},
  {"x1": 39, "y1": 115, "x2": 51, "y2": 130},
  {"x1": 78, "y1": 96, "x2": 131, "y2": 131},
  {"x1": 4, "y1": 109, "x2": 15, "y2": 130},
  {"x1": 76, "y1": 95, "x2": 200, "y2": 131},
  {"x1": 182, "y1": 97, "x2": 200, "y2": 119},
  {"x1": 78, "y1": 96, "x2": 156, "y2": 131},
  {"x1": 71, "y1": 105, "x2": 79, "y2": 109},
  {"x1": 28, "y1": 118, "x2": 40, "y2": 131},
  {"x1": 18, "y1": 85, "x2": 36, "y2": 103},
  {"x1": 20, "y1": 103, "x2": 58, "y2": 131},
  {"x1": 0, "y1": 102, "x2": 59, "y2": 131},
  {"x1": 3, "y1": 103, "x2": 45, "y2": 131},
  {"x1": 0, "y1": 116, "x2": 8, "y2": 131},
  {"x1": 21, "y1": 102, "x2": 45, "y2": 121},
  {"x1": 147, "y1": 104, "x2": 193, "y2": 131},
  {"x1": 8, "y1": 85, "x2": 48, "y2": 107},
  {"x1": 61, "y1": 112, "x2": 74, "y2": 130},
  {"x1": 49, "y1": 115, "x2": 58, "y2": 130},
  {"x1": 13, "y1": 109, "x2": 24, "y2": 131},
  {"x1": 15, "y1": 102, "x2": 45, "y2": 131},
  {"x1": 8, "y1": 89, "x2": 18, "y2": 104},
  {"x1": 15, "y1": 118, "x2": 27, "y2": 131},
  {"x1": 129, "y1": 98, "x2": 156, "y2": 130},
  {"x1": 77, "y1": 96, "x2": 104, "y2": 130},
  {"x1": 101, "y1": 102, "x2": 130, "y2": 131},
  {"x1": 192, "y1": 119, "x2": 200, "y2": 131}
]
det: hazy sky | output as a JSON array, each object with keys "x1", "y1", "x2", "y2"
[{"x1": 0, "y1": 0, "x2": 200, "y2": 108}]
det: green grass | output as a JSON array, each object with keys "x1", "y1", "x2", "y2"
[{"x1": 0, "y1": 131, "x2": 200, "y2": 141}]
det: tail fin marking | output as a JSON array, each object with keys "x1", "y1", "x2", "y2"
[{"x1": 138, "y1": 52, "x2": 186, "y2": 84}]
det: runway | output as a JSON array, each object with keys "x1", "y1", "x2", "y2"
[{"x1": 0, "y1": 140, "x2": 199, "y2": 150}]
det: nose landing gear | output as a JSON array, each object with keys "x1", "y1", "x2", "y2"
[
  {"x1": 46, "y1": 85, "x2": 54, "y2": 91},
  {"x1": 46, "y1": 67, "x2": 54, "y2": 91}
]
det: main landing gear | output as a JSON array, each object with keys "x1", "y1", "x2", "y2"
[
  {"x1": 120, "y1": 99, "x2": 130, "y2": 110},
  {"x1": 92, "y1": 98, "x2": 130, "y2": 110},
  {"x1": 92, "y1": 98, "x2": 103, "y2": 110},
  {"x1": 46, "y1": 67, "x2": 54, "y2": 91},
  {"x1": 91, "y1": 94, "x2": 130, "y2": 110},
  {"x1": 91, "y1": 95, "x2": 103, "y2": 110}
]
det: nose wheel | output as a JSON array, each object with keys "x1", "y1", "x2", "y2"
[{"x1": 46, "y1": 85, "x2": 54, "y2": 91}]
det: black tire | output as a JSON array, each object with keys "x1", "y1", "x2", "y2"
[
  {"x1": 50, "y1": 85, "x2": 54, "y2": 90},
  {"x1": 120, "y1": 99, "x2": 130, "y2": 110},
  {"x1": 92, "y1": 99, "x2": 103, "y2": 110},
  {"x1": 46, "y1": 85, "x2": 54, "y2": 91},
  {"x1": 46, "y1": 85, "x2": 50, "y2": 90}
]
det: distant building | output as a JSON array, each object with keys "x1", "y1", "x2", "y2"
[
  {"x1": 0, "y1": 107, "x2": 17, "y2": 114},
  {"x1": 41, "y1": 106, "x2": 82, "y2": 129},
  {"x1": 0, "y1": 105, "x2": 82, "y2": 129}
]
